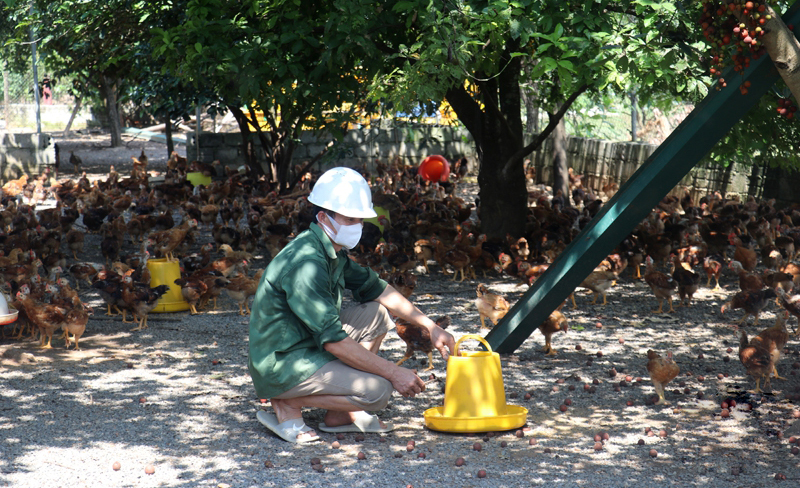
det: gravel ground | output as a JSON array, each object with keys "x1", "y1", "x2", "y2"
[{"x1": 2, "y1": 132, "x2": 800, "y2": 487}]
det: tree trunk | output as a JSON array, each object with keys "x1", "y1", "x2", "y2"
[
  {"x1": 228, "y1": 105, "x2": 263, "y2": 176},
  {"x1": 102, "y1": 75, "x2": 123, "y2": 147},
  {"x1": 629, "y1": 91, "x2": 638, "y2": 142},
  {"x1": 63, "y1": 96, "x2": 82, "y2": 137},
  {"x1": 551, "y1": 104, "x2": 570, "y2": 206},
  {"x1": 164, "y1": 116, "x2": 174, "y2": 157}
]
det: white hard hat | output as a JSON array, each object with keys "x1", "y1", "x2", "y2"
[{"x1": 308, "y1": 167, "x2": 377, "y2": 218}]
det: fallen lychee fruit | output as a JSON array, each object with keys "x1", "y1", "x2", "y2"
[
  {"x1": 357, "y1": 452, "x2": 366, "y2": 460},
  {"x1": 594, "y1": 442, "x2": 603, "y2": 451},
  {"x1": 139, "y1": 397, "x2": 147, "y2": 404},
  {"x1": 355, "y1": 434, "x2": 365, "y2": 442},
  {"x1": 455, "y1": 457, "x2": 465, "y2": 466},
  {"x1": 649, "y1": 449, "x2": 658, "y2": 458},
  {"x1": 638, "y1": 439, "x2": 645, "y2": 445},
  {"x1": 417, "y1": 452, "x2": 426, "y2": 459},
  {"x1": 559, "y1": 405, "x2": 568, "y2": 412},
  {"x1": 473, "y1": 442, "x2": 482, "y2": 451},
  {"x1": 529, "y1": 438, "x2": 537, "y2": 446},
  {"x1": 112, "y1": 462, "x2": 121, "y2": 471},
  {"x1": 145, "y1": 465, "x2": 155, "y2": 475},
  {"x1": 477, "y1": 470, "x2": 487, "y2": 478},
  {"x1": 332, "y1": 441, "x2": 341, "y2": 449}
]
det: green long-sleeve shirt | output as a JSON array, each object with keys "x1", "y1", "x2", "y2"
[{"x1": 248, "y1": 223, "x2": 387, "y2": 399}]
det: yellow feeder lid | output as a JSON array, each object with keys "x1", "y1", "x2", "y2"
[{"x1": 186, "y1": 172, "x2": 212, "y2": 187}]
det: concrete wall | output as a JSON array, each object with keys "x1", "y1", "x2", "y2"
[
  {"x1": 187, "y1": 124, "x2": 479, "y2": 170},
  {"x1": 0, "y1": 133, "x2": 56, "y2": 182},
  {"x1": 188, "y1": 128, "x2": 755, "y2": 201}
]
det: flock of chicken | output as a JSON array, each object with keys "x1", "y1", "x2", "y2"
[{"x1": 3, "y1": 152, "x2": 800, "y2": 399}]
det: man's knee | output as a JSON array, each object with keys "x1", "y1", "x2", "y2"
[{"x1": 356, "y1": 377, "x2": 393, "y2": 410}]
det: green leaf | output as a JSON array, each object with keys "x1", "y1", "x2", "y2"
[{"x1": 194, "y1": 42, "x2": 203, "y2": 54}]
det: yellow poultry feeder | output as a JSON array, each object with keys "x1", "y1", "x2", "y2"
[
  {"x1": 186, "y1": 172, "x2": 212, "y2": 187},
  {"x1": 424, "y1": 334, "x2": 527, "y2": 433},
  {"x1": 365, "y1": 205, "x2": 389, "y2": 239},
  {"x1": 146, "y1": 258, "x2": 190, "y2": 313}
]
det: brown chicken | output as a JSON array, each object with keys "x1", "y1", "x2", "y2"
[
  {"x1": 395, "y1": 315, "x2": 451, "y2": 371},
  {"x1": 571, "y1": 269, "x2": 616, "y2": 309},
  {"x1": 15, "y1": 287, "x2": 67, "y2": 349},
  {"x1": 120, "y1": 276, "x2": 171, "y2": 331},
  {"x1": 224, "y1": 269, "x2": 263, "y2": 315},
  {"x1": 61, "y1": 294, "x2": 91, "y2": 350},
  {"x1": 475, "y1": 283, "x2": 510, "y2": 330},
  {"x1": 413, "y1": 239, "x2": 436, "y2": 274},
  {"x1": 644, "y1": 256, "x2": 676, "y2": 313},
  {"x1": 538, "y1": 310, "x2": 568, "y2": 356},
  {"x1": 646, "y1": 350, "x2": 680, "y2": 404},
  {"x1": 776, "y1": 288, "x2": 800, "y2": 334},
  {"x1": 735, "y1": 311, "x2": 790, "y2": 392},
  {"x1": 65, "y1": 228, "x2": 85, "y2": 260},
  {"x1": 150, "y1": 219, "x2": 198, "y2": 261},
  {"x1": 702, "y1": 255, "x2": 724, "y2": 290},
  {"x1": 721, "y1": 288, "x2": 777, "y2": 326},
  {"x1": 729, "y1": 232, "x2": 758, "y2": 272},
  {"x1": 671, "y1": 255, "x2": 700, "y2": 307},
  {"x1": 386, "y1": 270, "x2": 417, "y2": 299},
  {"x1": 729, "y1": 260, "x2": 765, "y2": 293}
]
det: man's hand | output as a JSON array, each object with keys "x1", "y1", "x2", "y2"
[
  {"x1": 389, "y1": 365, "x2": 426, "y2": 398},
  {"x1": 430, "y1": 326, "x2": 455, "y2": 362}
]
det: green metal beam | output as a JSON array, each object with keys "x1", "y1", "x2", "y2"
[{"x1": 486, "y1": 3, "x2": 800, "y2": 354}]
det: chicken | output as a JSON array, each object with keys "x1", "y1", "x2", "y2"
[
  {"x1": 65, "y1": 228, "x2": 85, "y2": 260},
  {"x1": 762, "y1": 269, "x2": 793, "y2": 293},
  {"x1": 14, "y1": 289, "x2": 67, "y2": 349},
  {"x1": 174, "y1": 275, "x2": 230, "y2": 314},
  {"x1": 149, "y1": 218, "x2": 198, "y2": 261},
  {"x1": 671, "y1": 255, "x2": 700, "y2": 307},
  {"x1": 91, "y1": 269, "x2": 126, "y2": 317},
  {"x1": 224, "y1": 269, "x2": 263, "y2": 315},
  {"x1": 443, "y1": 248, "x2": 471, "y2": 282},
  {"x1": 100, "y1": 234, "x2": 121, "y2": 266},
  {"x1": 68, "y1": 263, "x2": 98, "y2": 290},
  {"x1": 61, "y1": 294, "x2": 90, "y2": 350},
  {"x1": 218, "y1": 243, "x2": 253, "y2": 263},
  {"x1": 1, "y1": 174, "x2": 29, "y2": 197},
  {"x1": 69, "y1": 151, "x2": 82, "y2": 174},
  {"x1": 735, "y1": 312, "x2": 790, "y2": 393},
  {"x1": 475, "y1": 283, "x2": 510, "y2": 330},
  {"x1": 538, "y1": 310, "x2": 568, "y2": 356},
  {"x1": 702, "y1": 254, "x2": 724, "y2": 290},
  {"x1": 729, "y1": 260, "x2": 765, "y2": 293},
  {"x1": 571, "y1": 269, "x2": 616, "y2": 309},
  {"x1": 729, "y1": 232, "x2": 758, "y2": 272},
  {"x1": 182, "y1": 243, "x2": 214, "y2": 275},
  {"x1": 395, "y1": 315, "x2": 451, "y2": 371},
  {"x1": 200, "y1": 204, "x2": 219, "y2": 227},
  {"x1": 775, "y1": 288, "x2": 800, "y2": 334},
  {"x1": 646, "y1": 350, "x2": 680, "y2": 404},
  {"x1": 644, "y1": 256, "x2": 676, "y2": 313},
  {"x1": 413, "y1": 239, "x2": 435, "y2": 274},
  {"x1": 120, "y1": 275, "x2": 170, "y2": 331},
  {"x1": 174, "y1": 276, "x2": 208, "y2": 315},
  {"x1": 167, "y1": 151, "x2": 188, "y2": 172},
  {"x1": 131, "y1": 149, "x2": 148, "y2": 178},
  {"x1": 721, "y1": 288, "x2": 777, "y2": 326}
]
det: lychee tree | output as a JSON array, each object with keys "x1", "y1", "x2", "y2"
[{"x1": 699, "y1": 1, "x2": 800, "y2": 116}]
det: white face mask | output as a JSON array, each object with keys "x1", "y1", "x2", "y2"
[{"x1": 322, "y1": 214, "x2": 363, "y2": 250}]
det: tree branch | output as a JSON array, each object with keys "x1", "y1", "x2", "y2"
[{"x1": 510, "y1": 83, "x2": 589, "y2": 163}]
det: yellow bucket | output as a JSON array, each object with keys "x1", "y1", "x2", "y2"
[
  {"x1": 146, "y1": 258, "x2": 190, "y2": 313},
  {"x1": 443, "y1": 335, "x2": 507, "y2": 418},
  {"x1": 186, "y1": 172, "x2": 212, "y2": 187},
  {"x1": 424, "y1": 334, "x2": 527, "y2": 433}
]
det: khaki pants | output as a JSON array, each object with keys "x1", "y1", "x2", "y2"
[{"x1": 273, "y1": 302, "x2": 394, "y2": 410}]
